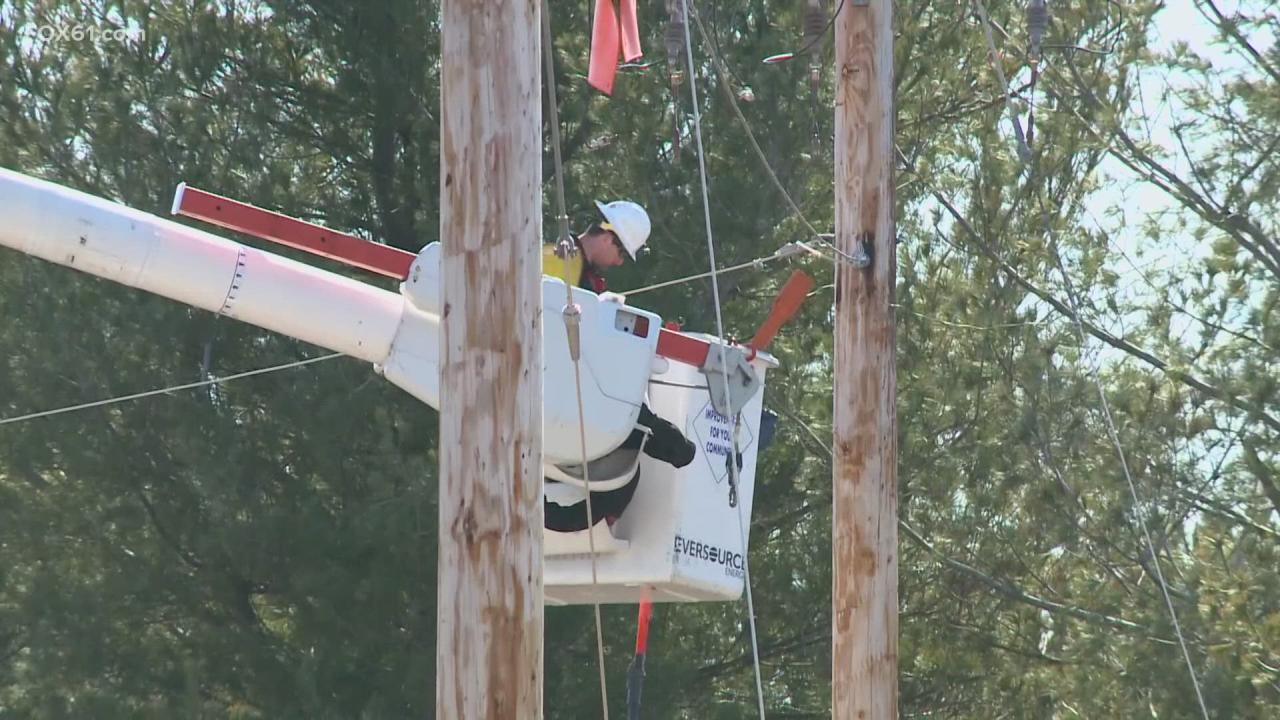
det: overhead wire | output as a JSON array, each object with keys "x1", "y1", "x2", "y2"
[
  {"x1": 686, "y1": 5, "x2": 873, "y2": 272},
  {"x1": 972, "y1": 0, "x2": 1032, "y2": 165},
  {"x1": 1043, "y1": 199, "x2": 1212, "y2": 720},
  {"x1": 680, "y1": 2, "x2": 768, "y2": 717},
  {"x1": 540, "y1": 1, "x2": 612, "y2": 716},
  {"x1": 0, "y1": 352, "x2": 343, "y2": 427},
  {"x1": 623, "y1": 241, "x2": 820, "y2": 297},
  {"x1": 687, "y1": 5, "x2": 825, "y2": 242},
  {"x1": 969, "y1": 3, "x2": 1210, "y2": 716},
  {"x1": 679, "y1": 3, "x2": 1213, "y2": 713}
]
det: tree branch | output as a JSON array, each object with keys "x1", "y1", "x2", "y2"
[
  {"x1": 900, "y1": 521, "x2": 1158, "y2": 635},
  {"x1": 1242, "y1": 440, "x2": 1280, "y2": 519},
  {"x1": 132, "y1": 485, "x2": 203, "y2": 572},
  {"x1": 1198, "y1": 0, "x2": 1280, "y2": 86},
  {"x1": 1175, "y1": 486, "x2": 1279, "y2": 539},
  {"x1": 1225, "y1": 131, "x2": 1280, "y2": 213},
  {"x1": 1104, "y1": 138, "x2": 1280, "y2": 281},
  {"x1": 931, "y1": 188, "x2": 1280, "y2": 434},
  {"x1": 1056, "y1": 59, "x2": 1280, "y2": 280}
]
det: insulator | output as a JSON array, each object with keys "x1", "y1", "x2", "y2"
[
  {"x1": 667, "y1": 0, "x2": 684, "y2": 162},
  {"x1": 803, "y1": 0, "x2": 827, "y2": 54},
  {"x1": 1027, "y1": 0, "x2": 1049, "y2": 62},
  {"x1": 666, "y1": 0, "x2": 685, "y2": 65},
  {"x1": 666, "y1": 21, "x2": 685, "y2": 65}
]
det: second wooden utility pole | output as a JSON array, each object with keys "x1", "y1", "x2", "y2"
[
  {"x1": 832, "y1": 0, "x2": 897, "y2": 718},
  {"x1": 438, "y1": 1, "x2": 544, "y2": 718}
]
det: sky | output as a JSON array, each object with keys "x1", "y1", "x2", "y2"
[
  {"x1": 1075, "y1": 0, "x2": 1276, "y2": 505},
  {"x1": 1077, "y1": 0, "x2": 1275, "y2": 342}
]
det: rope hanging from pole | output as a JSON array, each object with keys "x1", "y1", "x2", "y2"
[
  {"x1": 540, "y1": 3, "x2": 612, "y2": 717},
  {"x1": 679, "y1": 1, "x2": 769, "y2": 716}
]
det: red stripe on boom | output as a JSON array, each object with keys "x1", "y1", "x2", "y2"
[
  {"x1": 172, "y1": 183, "x2": 416, "y2": 280},
  {"x1": 656, "y1": 328, "x2": 711, "y2": 368}
]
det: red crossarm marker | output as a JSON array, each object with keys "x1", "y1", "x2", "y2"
[{"x1": 171, "y1": 183, "x2": 416, "y2": 280}]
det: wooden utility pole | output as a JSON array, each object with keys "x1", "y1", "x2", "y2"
[
  {"x1": 438, "y1": 1, "x2": 543, "y2": 718},
  {"x1": 832, "y1": 0, "x2": 897, "y2": 717}
]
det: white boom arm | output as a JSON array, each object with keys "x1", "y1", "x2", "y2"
[
  {"x1": 0, "y1": 167, "x2": 664, "y2": 464},
  {"x1": 0, "y1": 167, "x2": 404, "y2": 362}
]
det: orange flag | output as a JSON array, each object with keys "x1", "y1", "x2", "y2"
[{"x1": 588, "y1": 0, "x2": 642, "y2": 95}]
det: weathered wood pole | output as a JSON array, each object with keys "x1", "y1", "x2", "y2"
[
  {"x1": 437, "y1": 0, "x2": 543, "y2": 717},
  {"x1": 832, "y1": 0, "x2": 897, "y2": 717}
]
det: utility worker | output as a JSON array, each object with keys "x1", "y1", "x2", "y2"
[
  {"x1": 543, "y1": 200, "x2": 651, "y2": 294},
  {"x1": 542, "y1": 198, "x2": 680, "y2": 532},
  {"x1": 544, "y1": 404, "x2": 696, "y2": 533}
]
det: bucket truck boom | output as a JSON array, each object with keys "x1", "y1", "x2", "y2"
[
  {"x1": 0, "y1": 167, "x2": 784, "y2": 604},
  {"x1": 0, "y1": 167, "x2": 763, "y2": 466}
]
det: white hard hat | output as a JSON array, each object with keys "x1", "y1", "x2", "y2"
[{"x1": 595, "y1": 200, "x2": 651, "y2": 260}]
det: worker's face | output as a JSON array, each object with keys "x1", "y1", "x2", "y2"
[{"x1": 585, "y1": 230, "x2": 627, "y2": 270}]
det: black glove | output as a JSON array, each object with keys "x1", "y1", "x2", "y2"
[{"x1": 636, "y1": 403, "x2": 696, "y2": 468}]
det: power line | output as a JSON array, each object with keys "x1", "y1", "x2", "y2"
[
  {"x1": 967, "y1": 2, "x2": 1210, "y2": 714},
  {"x1": 623, "y1": 241, "x2": 819, "y2": 297},
  {"x1": 687, "y1": 4, "x2": 825, "y2": 243},
  {"x1": 1044, "y1": 202, "x2": 1211, "y2": 720},
  {"x1": 0, "y1": 353, "x2": 344, "y2": 427},
  {"x1": 681, "y1": 2, "x2": 768, "y2": 717}
]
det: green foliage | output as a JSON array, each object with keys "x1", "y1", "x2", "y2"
[{"x1": 1, "y1": 0, "x2": 1276, "y2": 718}]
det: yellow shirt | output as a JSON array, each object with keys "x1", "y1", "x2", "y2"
[{"x1": 542, "y1": 243, "x2": 584, "y2": 288}]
